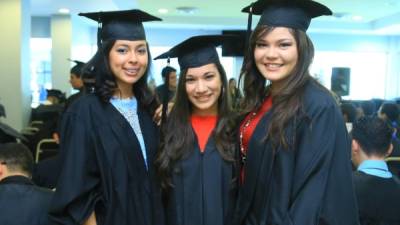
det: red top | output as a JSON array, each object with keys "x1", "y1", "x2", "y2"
[
  {"x1": 191, "y1": 115, "x2": 218, "y2": 152},
  {"x1": 239, "y1": 96, "x2": 273, "y2": 182}
]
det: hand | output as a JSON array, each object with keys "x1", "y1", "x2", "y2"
[
  {"x1": 153, "y1": 102, "x2": 174, "y2": 126},
  {"x1": 83, "y1": 212, "x2": 97, "y2": 225}
]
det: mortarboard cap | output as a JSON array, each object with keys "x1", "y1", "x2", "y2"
[
  {"x1": 68, "y1": 59, "x2": 85, "y2": 76},
  {"x1": 154, "y1": 35, "x2": 235, "y2": 70},
  {"x1": 79, "y1": 9, "x2": 162, "y2": 47},
  {"x1": 242, "y1": 0, "x2": 332, "y2": 31}
]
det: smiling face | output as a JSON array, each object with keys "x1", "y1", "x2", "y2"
[
  {"x1": 254, "y1": 27, "x2": 298, "y2": 87},
  {"x1": 185, "y1": 63, "x2": 222, "y2": 116},
  {"x1": 109, "y1": 40, "x2": 148, "y2": 93}
]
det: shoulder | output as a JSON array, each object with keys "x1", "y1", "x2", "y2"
[
  {"x1": 62, "y1": 94, "x2": 109, "y2": 128},
  {"x1": 301, "y1": 79, "x2": 340, "y2": 115},
  {"x1": 30, "y1": 185, "x2": 54, "y2": 200},
  {"x1": 65, "y1": 94, "x2": 104, "y2": 115}
]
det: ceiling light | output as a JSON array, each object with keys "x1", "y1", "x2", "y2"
[
  {"x1": 176, "y1": 6, "x2": 198, "y2": 14},
  {"x1": 352, "y1": 15, "x2": 363, "y2": 21},
  {"x1": 58, "y1": 8, "x2": 70, "y2": 14},
  {"x1": 158, "y1": 8, "x2": 168, "y2": 14}
]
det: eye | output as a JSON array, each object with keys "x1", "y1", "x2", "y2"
[
  {"x1": 116, "y1": 47, "x2": 128, "y2": 54},
  {"x1": 255, "y1": 42, "x2": 268, "y2": 48},
  {"x1": 205, "y1": 73, "x2": 215, "y2": 80},
  {"x1": 137, "y1": 46, "x2": 147, "y2": 55},
  {"x1": 185, "y1": 77, "x2": 195, "y2": 83},
  {"x1": 279, "y1": 42, "x2": 293, "y2": 49}
]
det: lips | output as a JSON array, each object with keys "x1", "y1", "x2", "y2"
[
  {"x1": 195, "y1": 94, "x2": 212, "y2": 102},
  {"x1": 124, "y1": 68, "x2": 140, "y2": 76}
]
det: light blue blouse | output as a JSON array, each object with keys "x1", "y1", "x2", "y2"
[{"x1": 110, "y1": 96, "x2": 148, "y2": 169}]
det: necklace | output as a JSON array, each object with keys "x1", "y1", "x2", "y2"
[
  {"x1": 239, "y1": 111, "x2": 257, "y2": 165},
  {"x1": 239, "y1": 95, "x2": 272, "y2": 165}
]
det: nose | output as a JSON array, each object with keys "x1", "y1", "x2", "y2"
[
  {"x1": 195, "y1": 80, "x2": 207, "y2": 93},
  {"x1": 129, "y1": 51, "x2": 138, "y2": 63},
  {"x1": 265, "y1": 46, "x2": 278, "y2": 59}
]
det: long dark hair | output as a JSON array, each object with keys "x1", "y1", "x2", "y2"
[
  {"x1": 240, "y1": 25, "x2": 317, "y2": 149},
  {"x1": 84, "y1": 40, "x2": 158, "y2": 115},
  {"x1": 156, "y1": 61, "x2": 236, "y2": 189}
]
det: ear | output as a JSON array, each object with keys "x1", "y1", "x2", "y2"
[
  {"x1": 351, "y1": 139, "x2": 360, "y2": 153},
  {"x1": 386, "y1": 143, "x2": 394, "y2": 157},
  {"x1": 0, "y1": 163, "x2": 5, "y2": 179}
]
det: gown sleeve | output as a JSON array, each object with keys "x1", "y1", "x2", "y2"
[
  {"x1": 49, "y1": 110, "x2": 102, "y2": 225},
  {"x1": 279, "y1": 102, "x2": 359, "y2": 225}
]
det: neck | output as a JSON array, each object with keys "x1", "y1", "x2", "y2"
[
  {"x1": 114, "y1": 83, "x2": 134, "y2": 99},
  {"x1": 0, "y1": 172, "x2": 29, "y2": 181}
]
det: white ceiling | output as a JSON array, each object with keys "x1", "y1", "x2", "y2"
[{"x1": 30, "y1": 0, "x2": 400, "y2": 35}]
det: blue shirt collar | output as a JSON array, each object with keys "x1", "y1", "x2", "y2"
[{"x1": 357, "y1": 159, "x2": 392, "y2": 178}]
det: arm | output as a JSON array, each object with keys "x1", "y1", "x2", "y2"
[
  {"x1": 281, "y1": 103, "x2": 358, "y2": 225},
  {"x1": 49, "y1": 111, "x2": 101, "y2": 225}
]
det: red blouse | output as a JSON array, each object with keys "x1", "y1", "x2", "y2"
[
  {"x1": 191, "y1": 115, "x2": 218, "y2": 153},
  {"x1": 239, "y1": 96, "x2": 273, "y2": 182}
]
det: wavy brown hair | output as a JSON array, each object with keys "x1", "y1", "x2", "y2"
[
  {"x1": 240, "y1": 25, "x2": 316, "y2": 149},
  {"x1": 156, "y1": 62, "x2": 236, "y2": 189}
]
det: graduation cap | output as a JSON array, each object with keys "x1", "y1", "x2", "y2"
[
  {"x1": 79, "y1": 9, "x2": 162, "y2": 47},
  {"x1": 242, "y1": 0, "x2": 332, "y2": 32},
  {"x1": 68, "y1": 59, "x2": 85, "y2": 76},
  {"x1": 154, "y1": 35, "x2": 233, "y2": 70}
]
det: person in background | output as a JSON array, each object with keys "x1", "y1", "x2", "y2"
[
  {"x1": 156, "y1": 65, "x2": 177, "y2": 103},
  {"x1": 155, "y1": 35, "x2": 237, "y2": 225},
  {"x1": 361, "y1": 100, "x2": 376, "y2": 117},
  {"x1": 0, "y1": 142, "x2": 53, "y2": 225},
  {"x1": 351, "y1": 116, "x2": 400, "y2": 225},
  {"x1": 378, "y1": 102, "x2": 400, "y2": 162},
  {"x1": 49, "y1": 9, "x2": 164, "y2": 225},
  {"x1": 228, "y1": 77, "x2": 242, "y2": 110},
  {"x1": 65, "y1": 60, "x2": 86, "y2": 109},
  {"x1": 233, "y1": 0, "x2": 359, "y2": 224},
  {"x1": 378, "y1": 102, "x2": 400, "y2": 138},
  {"x1": 341, "y1": 102, "x2": 357, "y2": 123}
]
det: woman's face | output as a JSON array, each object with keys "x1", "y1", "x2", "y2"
[
  {"x1": 185, "y1": 63, "x2": 222, "y2": 116},
  {"x1": 254, "y1": 27, "x2": 298, "y2": 85},
  {"x1": 109, "y1": 40, "x2": 148, "y2": 89}
]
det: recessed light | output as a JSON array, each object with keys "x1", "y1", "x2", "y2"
[
  {"x1": 158, "y1": 8, "x2": 168, "y2": 14},
  {"x1": 58, "y1": 8, "x2": 70, "y2": 14},
  {"x1": 352, "y1": 15, "x2": 363, "y2": 21}
]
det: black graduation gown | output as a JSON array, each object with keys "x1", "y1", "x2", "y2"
[
  {"x1": 49, "y1": 94, "x2": 164, "y2": 225},
  {"x1": 0, "y1": 175, "x2": 53, "y2": 225},
  {"x1": 167, "y1": 136, "x2": 235, "y2": 225},
  {"x1": 233, "y1": 80, "x2": 360, "y2": 225},
  {"x1": 353, "y1": 171, "x2": 400, "y2": 225}
]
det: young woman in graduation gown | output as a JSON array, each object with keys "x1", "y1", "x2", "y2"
[
  {"x1": 155, "y1": 35, "x2": 237, "y2": 225},
  {"x1": 49, "y1": 9, "x2": 164, "y2": 225},
  {"x1": 233, "y1": 1, "x2": 360, "y2": 225}
]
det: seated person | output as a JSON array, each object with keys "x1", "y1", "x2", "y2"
[
  {"x1": 341, "y1": 102, "x2": 357, "y2": 132},
  {"x1": 378, "y1": 102, "x2": 400, "y2": 158},
  {"x1": 351, "y1": 116, "x2": 400, "y2": 225},
  {"x1": 0, "y1": 143, "x2": 53, "y2": 225}
]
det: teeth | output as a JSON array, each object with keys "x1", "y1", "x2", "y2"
[
  {"x1": 266, "y1": 64, "x2": 281, "y2": 68},
  {"x1": 126, "y1": 69, "x2": 138, "y2": 74}
]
